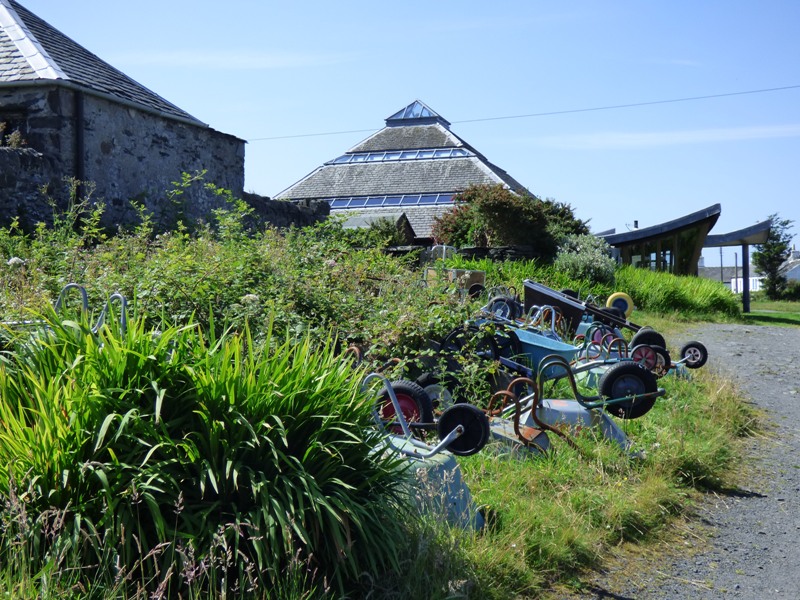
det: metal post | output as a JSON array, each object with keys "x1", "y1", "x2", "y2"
[
  {"x1": 742, "y1": 244, "x2": 751, "y2": 313},
  {"x1": 734, "y1": 252, "x2": 738, "y2": 293},
  {"x1": 719, "y1": 246, "x2": 724, "y2": 282}
]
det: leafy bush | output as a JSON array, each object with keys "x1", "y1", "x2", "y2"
[
  {"x1": 431, "y1": 184, "x2": 588, "y2": 261},
  {"x1": 553, "y1": 234, "x2": 616, "y2": 286},
  {"x1": 781, "y1": 280, "x2": 800, "y2": 301},
  {"x1": 0, "y1": 311, "x2": 409, "y2": 597}
]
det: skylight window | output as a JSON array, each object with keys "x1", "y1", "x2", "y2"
[
  {"x1": 327, "y1": 194, "x2": 455, "y2": 209},
  {"x1": 325, "y1": 147, "x2": 471, "y2": 165}
]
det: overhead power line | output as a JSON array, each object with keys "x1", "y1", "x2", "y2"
[{"x1": 247, "y1": 84, "x2": 800, "y2": 142}]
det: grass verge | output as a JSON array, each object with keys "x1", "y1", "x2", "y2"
[{"x1": 743, "y1": 300, "x2": 800, "y2": 327}]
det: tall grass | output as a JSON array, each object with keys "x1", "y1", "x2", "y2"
[
  {"x1": 0, "y1": 309, "x2": 410, "y2": 597},
  {"x1": 615, "y1": 265, "x2": 741, "y2": 318},
  {"x1": 443, "y1": 257, "x2": 741, "y2": 320}
]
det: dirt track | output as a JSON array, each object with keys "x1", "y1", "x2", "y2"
[{"x1": 573, "y1": 323, "x2": 800, "y2": 600}]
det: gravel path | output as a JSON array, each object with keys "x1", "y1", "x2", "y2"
[{"x1": 576, "y1": 323, "x2": 800, "y2": 600}]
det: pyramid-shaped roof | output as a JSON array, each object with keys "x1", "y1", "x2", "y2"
[
  {"x1": 0, "y1": 0, "x2": 203, "y2": 125},
  {"x1": 275, "y1": 100, "x2": 528, "y2": 238}
]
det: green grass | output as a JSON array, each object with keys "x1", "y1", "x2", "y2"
[{"x1": 743, "y1": 300, "x2": 800, "y2": 327}]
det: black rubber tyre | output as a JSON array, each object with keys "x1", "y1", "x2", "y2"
[
  {"x1": 650, "y1": 345, "x2": 672, "y2": 376},
  {"x1": 415, "y1": 372, "x2": 459, "y2": 412},
  {"x1": 680, "y1": 341, "x2": 708, "y2": 369},
  {"x1": 630, "y1": 328, "x2": 667, "y2": 349},
  {"x1": 485, "y1": 295, "x2": 521, "y2": 320},
  {"x1": 442, "y1": 325, "x2": 500, "y2": 361},
  {"x1": 467, "y1": 283, "x2": 486, "y2": 299},
  {"x1": 377, "y1": 380, "x2": 435, "y2": 434},
  {"x1": 437, "y1": 403, "x2": 490, "y2": 456},
  {"x1": 595, "y1": 306, "x2": 626, "y2": 327},
  {"x1": 599, "y1": 361, "x2": 659, "y2": 419}
]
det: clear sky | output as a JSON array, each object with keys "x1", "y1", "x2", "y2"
[{"x1": 18, "y1": 0, "x2": 800, "y2": 266}]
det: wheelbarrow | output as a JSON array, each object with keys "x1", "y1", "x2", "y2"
[
  {"x1": 364, "y1": 373, "x2": 488, "y2": 530},
  {"x1": 367, "y1": 373, "x2": 491, "y2": 458}
]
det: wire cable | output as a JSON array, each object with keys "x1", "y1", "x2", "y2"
[{"x1": 246, "y1": 84, "x2": 800, "y2": 142}]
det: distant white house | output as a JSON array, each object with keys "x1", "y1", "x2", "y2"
[{"x1": 730, "y1": 277, "x2": 763, "y2": 294}]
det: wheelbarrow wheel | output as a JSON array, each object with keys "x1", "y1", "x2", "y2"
[
  {"x1": 377, "y1": 380, "x2": 435, "y2": 436},
  {"x1": 599, "y1": 362, "x2": 658, "y2": 419},
  {"x1": 606, "y1": 291, "x2": 634, "y2": 318},
  {"x1": 485, "y1": 295, "x2": 521, "y2": 320},
  {"x1": 680, "y1": 341, "x2": 708, "y2": 369},
  {"x1": 437, "y1": 403, "x2": 491, "y2": 456},
  {"x1": 630, "y1": 344, "x2": 657, "y2": 370},
  {"x1": 630, "y1": 327, "x2": 666, "y2": 350},
  {"x1": 467, "y1": 283, "x2": 486, "y2": 299},
  {"x1": 415, "y1": 372, "x2": 459, "y2": 412},
  {"x1": 651, "y1": 345, "x2": 672, "y2": 377}
]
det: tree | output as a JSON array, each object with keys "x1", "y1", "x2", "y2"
[
  {"x1": 753, "y1": 214, "x2": 795, "y2": 300},
  {"x1": 430, "y1": 184, "x2": 588, "y2": 262}
]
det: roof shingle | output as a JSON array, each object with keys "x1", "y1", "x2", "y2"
[{"x1": 1, "y1": 0, "x2": 203, "y2": 124}]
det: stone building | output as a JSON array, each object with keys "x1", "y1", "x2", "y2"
[{"x1": 0, "y1": 0, "x2": 244, "y2": 231}]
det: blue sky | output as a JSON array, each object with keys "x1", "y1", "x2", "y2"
[{"x1": 19, "y1": 0, "x2": 800, "y2": 266}]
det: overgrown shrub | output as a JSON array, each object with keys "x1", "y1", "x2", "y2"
[
  {"x1": 431, "y1": 184, "x2": 588, "y2": 261},
  {"x1": 553, "y1": 234, "x2": 616, "y2": 286}
]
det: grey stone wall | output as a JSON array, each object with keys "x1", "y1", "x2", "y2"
[
  {"x1": 0, "y1": 147, "x2": 60, "y2": 229},
  {"x1": 1, "y1": 84, "x2": 245, "y2": 231},
  {"x1": 243, "y1": 193, "x2": 330, "y2": 229},
  {"x1": 80, "y1": 93, "x2": 245, "y2": 230}
]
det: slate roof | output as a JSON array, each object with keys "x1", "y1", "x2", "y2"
[
  {"x1": 276, "y1": 100, "x2": 529, "y2": 239},
  {"x1": 281, "y1": 157, "x2": 516, "y2": 199},
  {"x1": 0, "y1": 0, "x2": 203, "y2": 125},
  {"x1": 332, "y1": 205, "x2": 454, "y2": 241}
]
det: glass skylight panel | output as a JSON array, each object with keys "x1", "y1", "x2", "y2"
[
  {"x1": 328, "y1": 194, "x2": 455, "y2": 209},
  {"x1": 327, "y1": 147, "x2": 473, "y2": 165}
]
